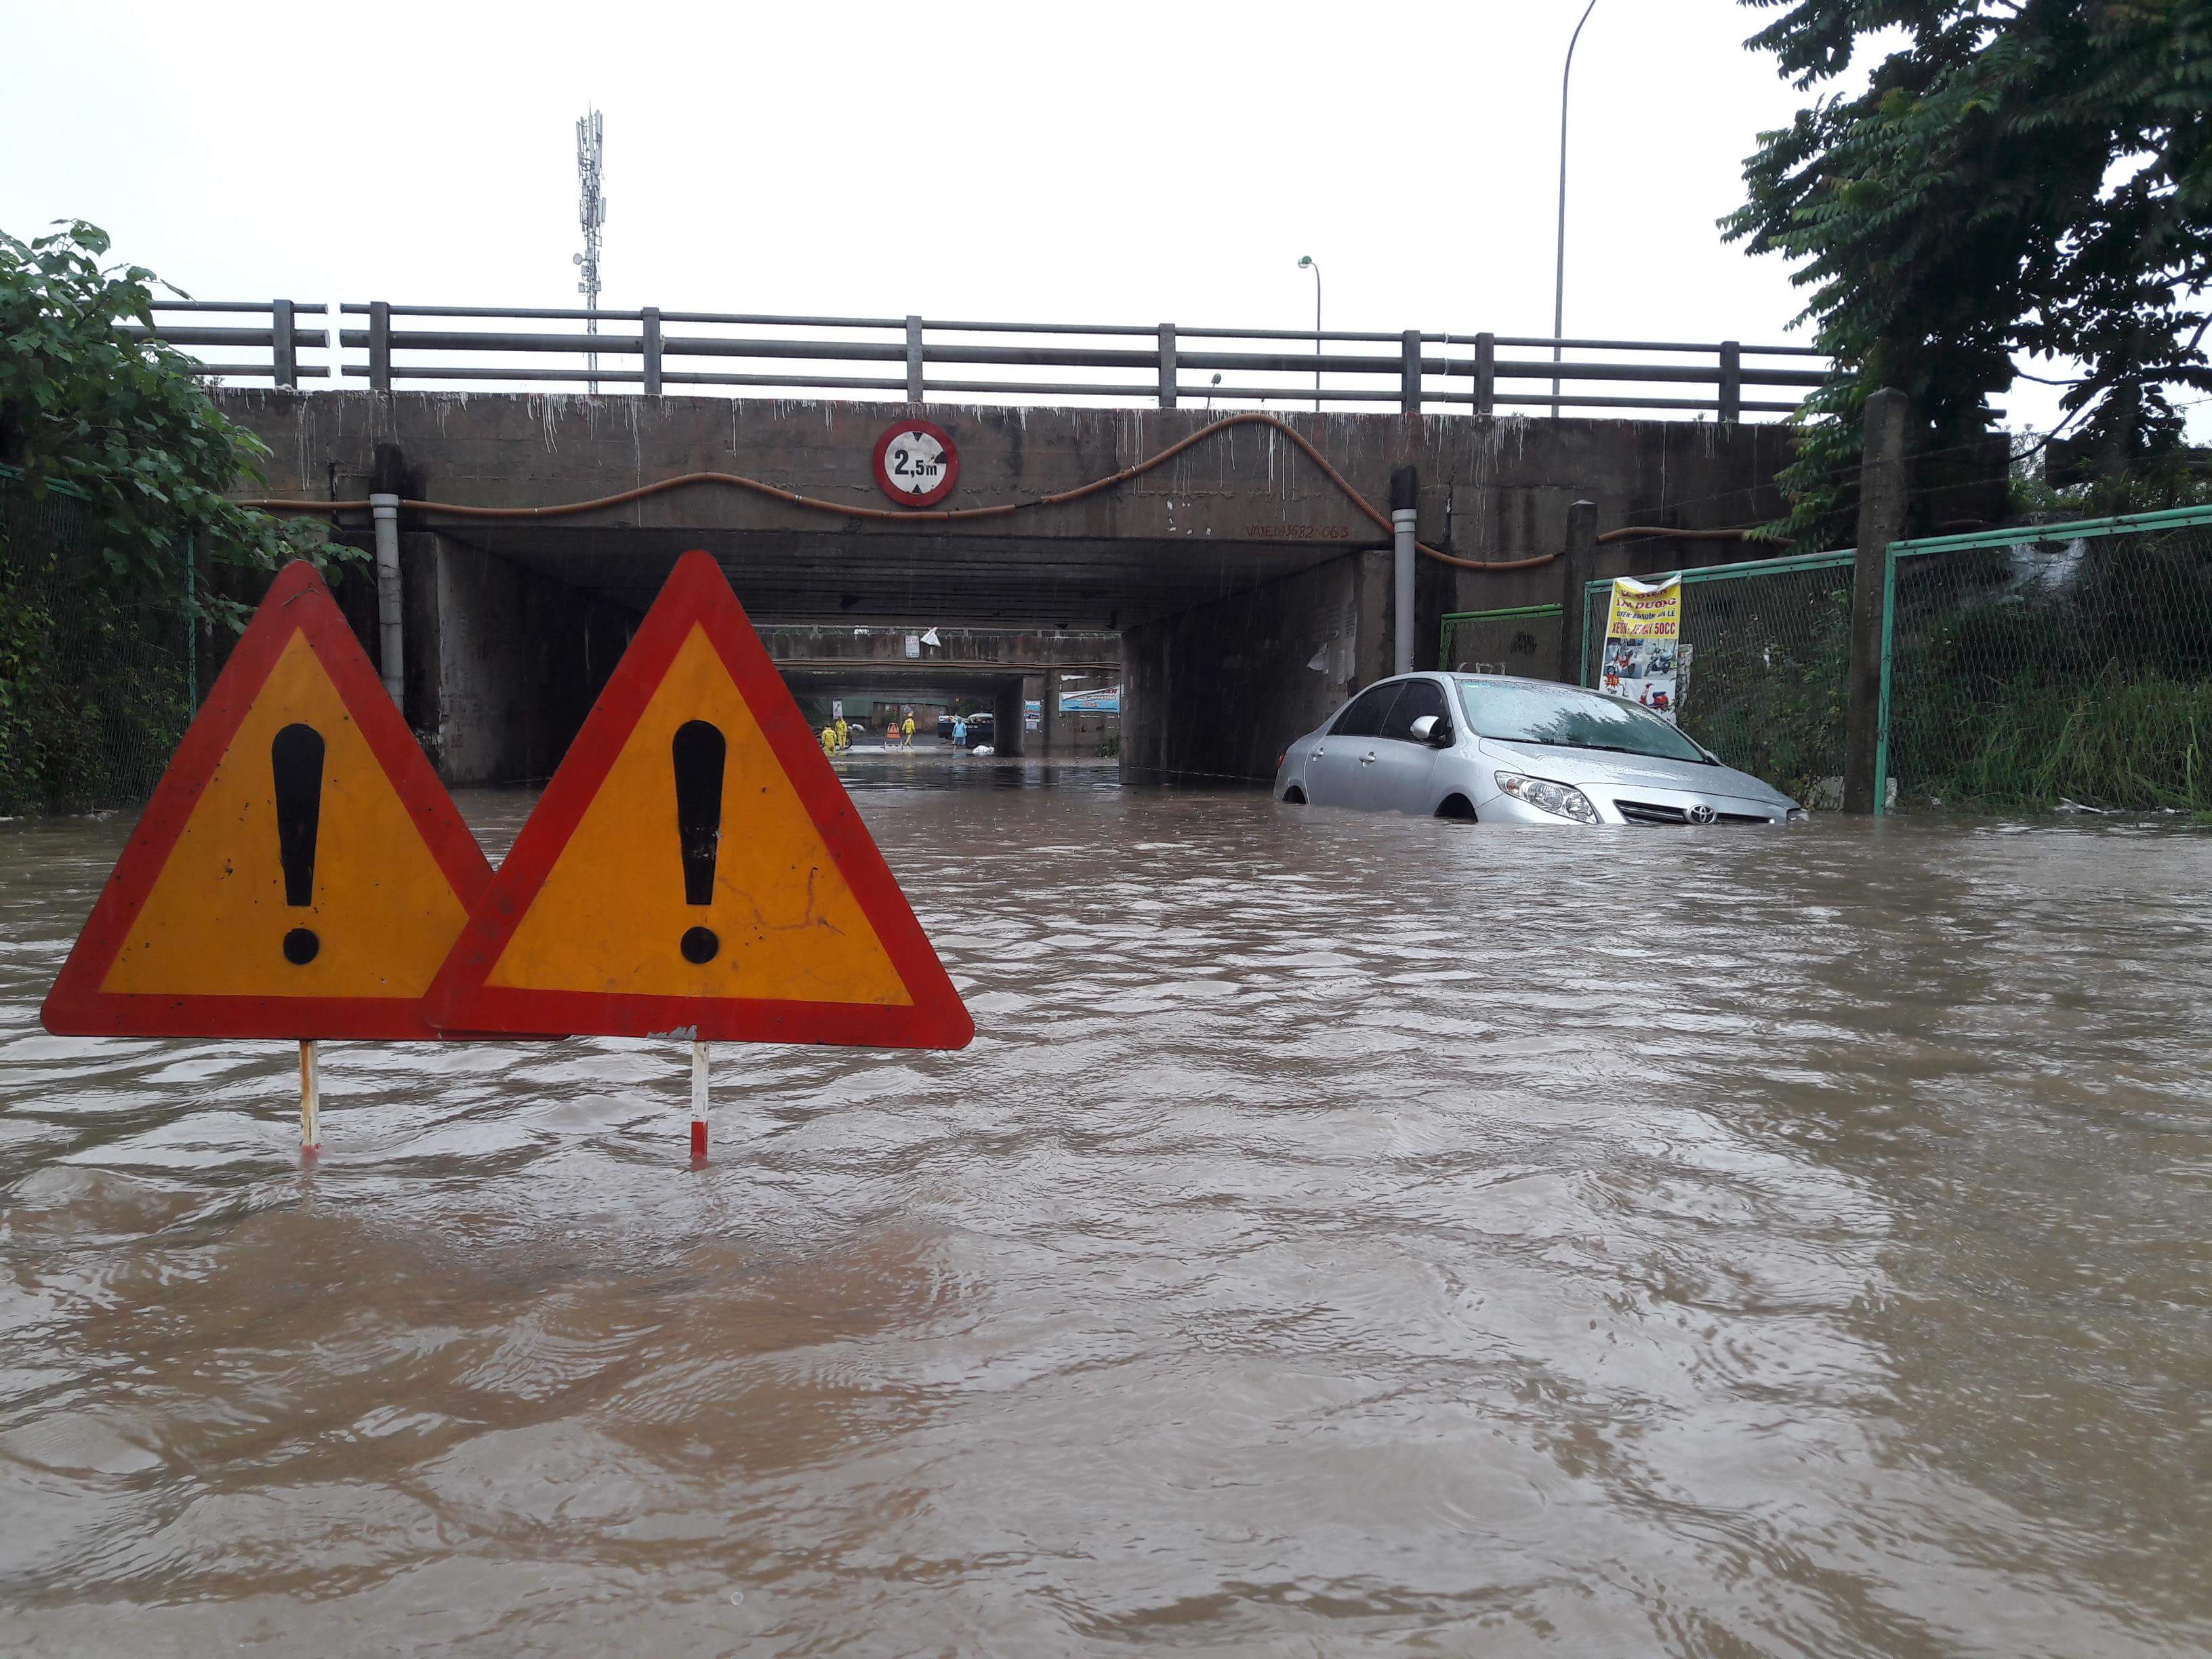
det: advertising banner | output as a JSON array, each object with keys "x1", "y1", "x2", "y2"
[{"x1": 1599, "y1": 575, "x2": 1685, "y2": 720}]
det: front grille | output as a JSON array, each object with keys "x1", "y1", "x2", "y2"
[{"x1": 1614, "y1": 799, "x2": 1776, "y2": 826}]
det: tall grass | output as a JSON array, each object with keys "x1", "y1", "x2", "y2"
[{"x1": 1903, "y1": 668, "x2": 2212, "y2": 811}]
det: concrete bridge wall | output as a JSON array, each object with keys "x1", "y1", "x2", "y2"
[{"x1": 212, "y1": 390, "x2": 1994, "y2": 788}]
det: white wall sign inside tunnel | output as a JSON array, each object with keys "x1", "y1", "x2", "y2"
[{"x1": 872, "y1": 419, "x2": 960, "y2": 508}]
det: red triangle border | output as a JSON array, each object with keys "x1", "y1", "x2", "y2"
[
  {"x1": 41, "y1": 561, "x2": 494, "y2": 1040},
  {"x1": 422, "y1": 551, "x2": 975, "y2": 1050}
]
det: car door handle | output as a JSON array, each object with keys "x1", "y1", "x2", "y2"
[
  {"x1": 1309, "y1": 746, "x2": 1326, "y2": 759},
  {"x1": 1359, "y1": 750, "x2": 1378, "y2": 765}
]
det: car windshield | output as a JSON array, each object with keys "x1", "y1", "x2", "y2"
[{"x1": 1456, "y1": 678, "x2": 1708, "y2": 764}]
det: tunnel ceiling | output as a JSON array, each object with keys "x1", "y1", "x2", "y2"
[{"x1": 429, "y1": 525, "x2": 1375, "y2": 630}]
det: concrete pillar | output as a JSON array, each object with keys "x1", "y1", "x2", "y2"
[
  {"x1": 1030, "y1": 672, "x2": 1059, "y2": 755},
  {"x1": 368, "y1": 301, "x2": 392, "y2": 392},
  {"x1": 272, "y1": 298, "x2": 296, "y2": 389},
  {"x1": 1844, "y1": 387, "x2": 1910, "y2": 815},
  {"x1": 1553, "y1": 499, "x2": 1599, "y2": 685},
  {"x1": 992, "y1": 678, "x2": 1025, "y2": 758}
]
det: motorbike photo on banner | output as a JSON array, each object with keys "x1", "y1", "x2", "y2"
[{"x1": 1598, "y1": 574, "x2": 1687, "y2": 722}]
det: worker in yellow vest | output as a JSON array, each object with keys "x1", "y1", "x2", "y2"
[
  {"x1": 820, "y1": 723, "x2": 838, "y2": 758},
  {"x1": 834, "y1": 715, "x2": 850, "y2": 751},
  {"x1": 901, "y1": 712, "x2": 916, "y2": 748}
]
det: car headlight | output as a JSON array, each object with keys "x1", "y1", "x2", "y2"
[{"x1": 1494, "y1": 771, "x2": 1601, "y2": 823}]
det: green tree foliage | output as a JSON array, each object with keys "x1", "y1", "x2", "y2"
[
  {"x1": 1, "y1": 221, "x2": 348, "y2": 811},
  {"x1": 1, "y1": 220, "x2": 342, "y2": 612},
  {"x1": 1725, "y1": 1, "x2": 2212, "y2": 544}
]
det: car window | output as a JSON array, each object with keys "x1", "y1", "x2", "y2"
[
  {"x1": 1456, "y1": 677, "x2": 1708, "y2": 762},
  {"x1": 1378, "y1": 678, "x2": 1447, "y2": 742},
  {"x1": 1330, "y1": 682, "x2": 1404, "y2": 737}
]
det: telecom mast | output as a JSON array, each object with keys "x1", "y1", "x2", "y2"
[{"x1": 573, "y1": 108, "x2": 605, "y2": 393}]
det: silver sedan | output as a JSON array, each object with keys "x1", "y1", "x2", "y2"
[{"x1": 1273, "y1": 673, "x2": 1805, "y2": 825}]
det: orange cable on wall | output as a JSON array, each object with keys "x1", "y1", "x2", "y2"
[{"x1": 233, "y1": 412, "x2": 1603, "y2": 573}]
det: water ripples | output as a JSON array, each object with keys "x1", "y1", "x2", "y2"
[{"x1": 1, "y1": 768, "x2": 2208, "y2": 1654}]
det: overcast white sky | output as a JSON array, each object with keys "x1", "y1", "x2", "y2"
[{"x1": 5, "y1": 0, "x2": 2189, "y2": 437}]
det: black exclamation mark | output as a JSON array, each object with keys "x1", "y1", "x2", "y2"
[
  {"x1": 272, "y1": 722, "x2": 325, "y2": 966},
  {"x1": 674, "y1": 720, "x2": 725, "y2": 964}
]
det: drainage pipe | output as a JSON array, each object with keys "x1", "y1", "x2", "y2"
[
  {"x1": 1391, "y1": 468, "x2": 1418, "y2": 675},
  {"x1": 369, "y1": 493, "x2": 404, "y2": 708}
]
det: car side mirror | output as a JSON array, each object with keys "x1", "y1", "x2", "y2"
[{"x1": 1408, "y1": 715, "x2": 1454, "y2": 747}]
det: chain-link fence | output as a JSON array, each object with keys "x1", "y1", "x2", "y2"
[
  {"x1": 1578, "y1": 550, "x2": 1858, "y2": 805},
  {"x1": 1, "y1": 483, "x2": 195, "y2": 815},
  {"x1": 1439, "y1": 603, "x2": 1561, "y2": 677},
  {"x1": 1878, "y1": 506, "x2": 2212, "y2": 813}
]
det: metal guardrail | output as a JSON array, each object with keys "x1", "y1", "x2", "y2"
[{"x1": 130, "y1": 299, "x2": 1828, "y2": 419}]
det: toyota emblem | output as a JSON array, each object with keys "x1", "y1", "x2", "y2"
[{"x1": 1687, "y1": 804, "x2": 1716, "y2": 825}]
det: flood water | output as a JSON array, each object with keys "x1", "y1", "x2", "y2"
[{"x1": 1, "y1": 762, "x2": 2208, "y2": 1656}]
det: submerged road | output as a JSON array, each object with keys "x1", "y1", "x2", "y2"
[{"x1": 2, "y1": 764, "x2": 2207, "y2": 1656}]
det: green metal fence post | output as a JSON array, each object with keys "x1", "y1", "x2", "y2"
[
  {"x1": 1872, "y1": 544, "x2": 1898, "y2": 815},
  {"x1": 1554, "y1": 501, "x2": 1598, "y2": 684}
]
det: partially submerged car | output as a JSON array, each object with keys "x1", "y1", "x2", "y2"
[{"x1": 1273, "y1": 673, "x2": 1805, "y2": 825}]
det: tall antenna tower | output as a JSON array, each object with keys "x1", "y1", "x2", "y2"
[{"x1": 573, "y1": 108, "x2": 605, "y2": 393}]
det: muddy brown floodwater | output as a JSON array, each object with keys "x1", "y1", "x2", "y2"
[{"x1": 1, "y1": 760, "x2": 2209, "y2": 1656}]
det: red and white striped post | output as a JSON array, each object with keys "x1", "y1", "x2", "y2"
[{"x1": 689, "y1": 1039, "x2": 709, "y2": 1161}]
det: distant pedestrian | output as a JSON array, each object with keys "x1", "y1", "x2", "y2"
[
  {"x1": 820, "y1": 724, "x2": 838, "y2": 758},
  {"x1": 902, "y1": 713, "x2": 916, "y2": 749},
  {"x1": 834, "y1": 716, "x2": 850, "y2": 751},
  {"x1": 952, "y1": 714, "x2": 968, "y2": 747}
]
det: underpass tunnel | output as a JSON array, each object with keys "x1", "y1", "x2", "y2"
[
  {"x1": 775, "y1": 667, "x2": 1114, "y2": 760},
  {"x1": 384, "y1": 529, "x2": 1132, "y2": 781},
  {"x1": 386, "y1": 525, "x2": 1364, "y2": 791}
]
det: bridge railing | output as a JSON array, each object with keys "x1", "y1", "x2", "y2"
[
  {"x1": 123, "y1": 300, "x2": 339, "y2": 385},
  {"x1": 136, "y1": 299, "x2": 1828, "y2": 419}
]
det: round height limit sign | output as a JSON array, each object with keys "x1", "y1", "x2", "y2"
[{"x1": 872, "y1": 419, "x2": 959, "y2": 508}]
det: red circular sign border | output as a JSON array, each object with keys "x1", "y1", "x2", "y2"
[{"x1": 872, "y1": 419, "x2": 960, "y2": 508}]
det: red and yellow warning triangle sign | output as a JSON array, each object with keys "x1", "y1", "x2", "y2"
[
  {"x1": 43, "y1": 562, "x2": 493, "y2": 1040},
  {"x1": 423, "y1": 551, "x2": 972, "y2": 1048}
]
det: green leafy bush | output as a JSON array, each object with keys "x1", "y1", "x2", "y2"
[{"x1": 1, "y1": 221, "x2": 349, "y2": 812}]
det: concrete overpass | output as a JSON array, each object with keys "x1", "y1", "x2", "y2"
[{"x1": 214, "y1": 389, "x2": 1828, "y2": 786}]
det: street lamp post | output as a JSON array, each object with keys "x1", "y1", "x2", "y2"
[
  {"x1": 1552, "y1": 0, "x2": 1599, "y2": 418},
  {"x1": 1298, "y1": 255, "x2": 1322, "y2": 413}
]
